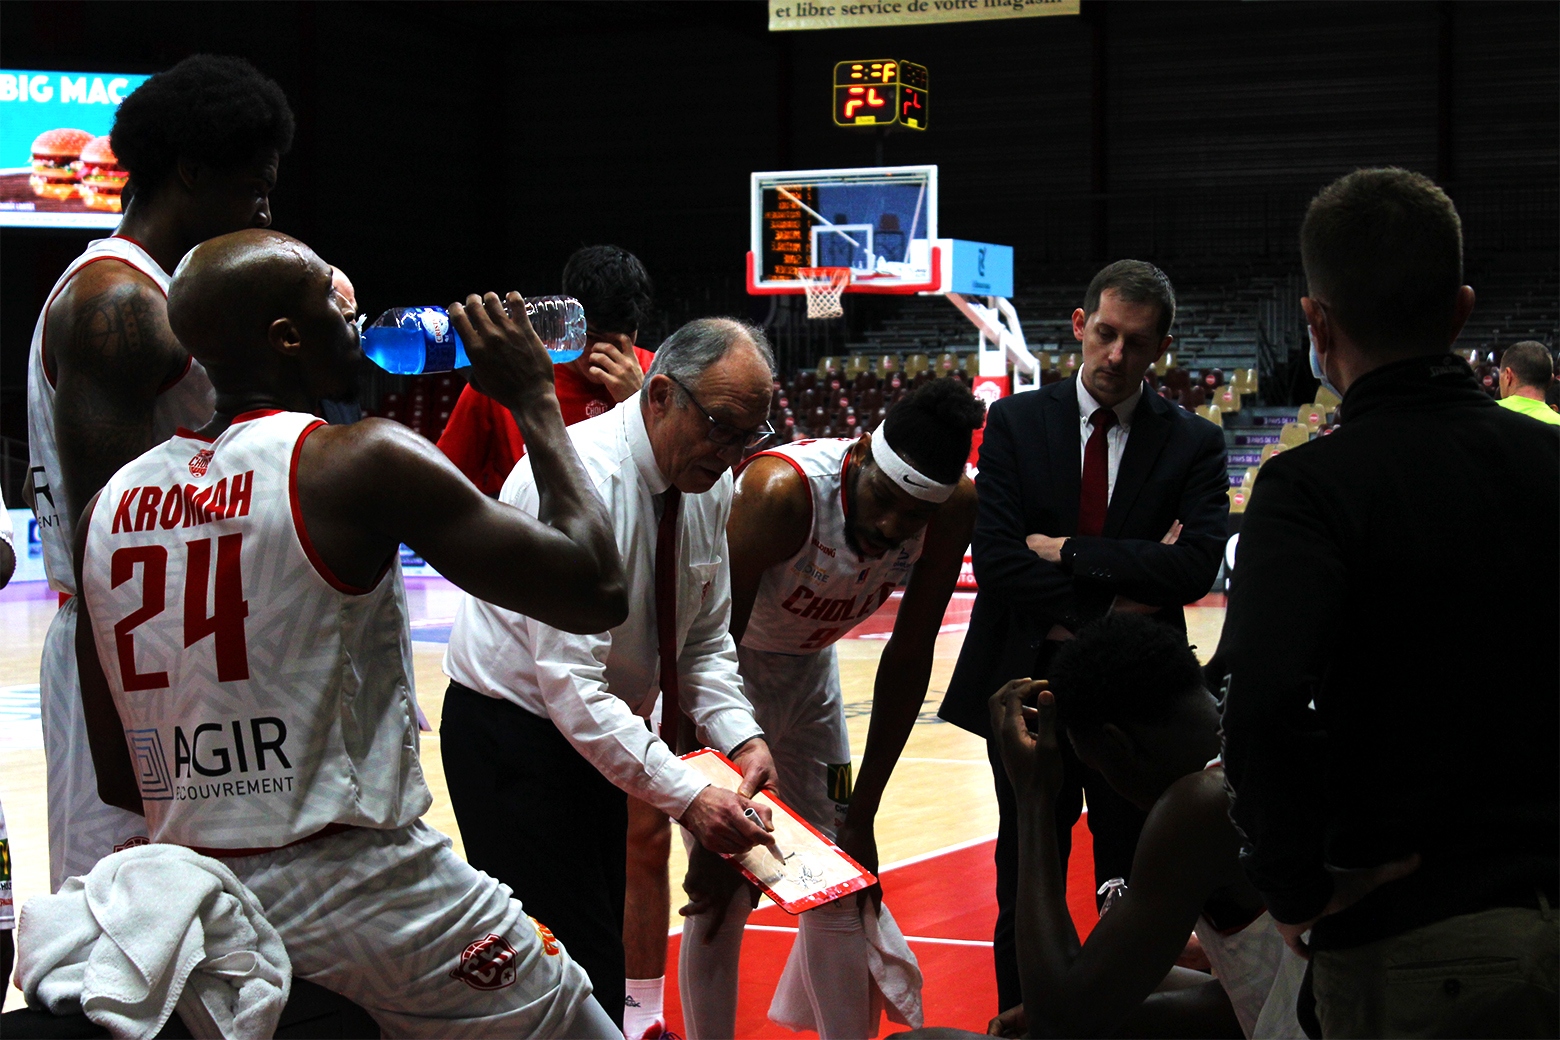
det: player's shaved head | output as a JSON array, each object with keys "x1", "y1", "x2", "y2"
[
  {"x1": 168, "y1": 228, "x2": 329, "y2": 370},
  {"x1": 168, "y1": 228, "x2": 361, "y2": 408}
]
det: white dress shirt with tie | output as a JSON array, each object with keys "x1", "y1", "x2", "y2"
[
  {"x1": 1075, "y1": 374, "x2": 1143, "y2": 499},
  {"x1": 443, "y1": 392, "x2": 764, "y2": 820}
]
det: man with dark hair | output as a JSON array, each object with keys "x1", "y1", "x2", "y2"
[
  {"x1": 1221, "y1": 168, "x2": 1559, "y2": 1038},
  {"x1": 678, "y1": 379, "x2": 983, "y2": 1038},
  {"x1": 987, "y1": 613, "x2": 1307, "y2": 1040},
  {"x1": 439, "y1": 245, "x2": 656, "y2": 495},
  {"x1": 1497, "y1": 341, "x2": 1560, "y2": 425},
  {"x1": 25, "y1": 53, "x2": 293, "y2": 890},
  {"x1": 441, "y1": 318, "x2": 780, "y2": 1030},
  {"x1": 938, "y1": 258, "x2": 1229, "y2": 1014}
]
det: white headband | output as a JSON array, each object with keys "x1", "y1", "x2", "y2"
[{"x1": 869, "y1": 426, "x2": 958, "y2": 503}]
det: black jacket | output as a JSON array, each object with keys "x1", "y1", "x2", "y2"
[
  {"x1": 939, "y1": 376, "x2": 1229, "y2": 737},
  {"x1": 1220, "y1": 354, "x2": 1560, "y2": 950}
]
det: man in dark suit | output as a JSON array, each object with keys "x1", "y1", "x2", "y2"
[{"x1": 939, "y1": 260, "x2": 1229, "y2": 1015}]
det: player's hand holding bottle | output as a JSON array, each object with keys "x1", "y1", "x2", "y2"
[{"x1": 448, "y1": 291, "x2": 558, "y2": 421}]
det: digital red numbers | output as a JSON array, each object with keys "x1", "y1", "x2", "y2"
[{"x1": 833, "y1": 60, "x2": 929, "y2": 130}]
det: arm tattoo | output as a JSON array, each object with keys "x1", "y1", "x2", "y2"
[{"x1": 54, "y1": 279, "x2": 187, "y2": 527}]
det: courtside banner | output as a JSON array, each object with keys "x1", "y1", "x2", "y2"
[
  {"x1": 680, "y1": 748, "x2": 875, "y2": 913},
  {"x1": 769, "y1": 0, "x2": 1077, "y2": 32}
]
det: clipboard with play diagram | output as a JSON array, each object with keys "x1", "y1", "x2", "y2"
[{"x1": 680, "y1": 748, "x2": 876, "y2": 914}]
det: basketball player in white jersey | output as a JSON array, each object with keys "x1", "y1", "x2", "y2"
[
  {"x1": 678, "y1": 379, "x2": 984, "y2": 1039},
  {"x1": 72, "y1": 228, "x2": 630, "y2": 1036},
  {"x1": 25, "y1": 55, "x2": 294, "y2": 890}
]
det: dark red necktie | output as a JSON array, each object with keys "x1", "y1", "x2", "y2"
[
  {"x1": 1077, "y1": 408, "x2": 1117, "y2": 537},
  {"x1": 654, "y1": 487, "x2": 683, "y2": 747}
]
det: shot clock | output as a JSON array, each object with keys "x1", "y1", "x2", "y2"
[{"x1": 833, "y1": 60, "x2": 928, "y2": 130}]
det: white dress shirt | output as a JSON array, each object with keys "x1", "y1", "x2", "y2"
[
  {"x1": 443, "y1": 393, "x2": 763, "y2": 820},
  {"x1": 1075, "y1": 374, "x2": 1142, "y2": 503}
]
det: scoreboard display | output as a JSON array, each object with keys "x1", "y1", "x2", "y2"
[{"x1": 833, "y1": 60, "x2": 928, "y2": 130}]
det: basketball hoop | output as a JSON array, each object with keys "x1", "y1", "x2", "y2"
[{"x1": 796, "y1": 267, "x2": 851, "y2": 320}]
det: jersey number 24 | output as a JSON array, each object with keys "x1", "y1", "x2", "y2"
[{"x1": 108, "y1": 535, "x2": 250, "y2": 691}]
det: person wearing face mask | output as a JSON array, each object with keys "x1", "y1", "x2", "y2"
[
  {"x1": 676, "y1": 378, "x2": 983, "y2": 1040},
  {"x1": 440, "y1": 318, "x2": 782, "y2": 1032},
  {"x1": 24, "y1": 54, "x2": 293, "y2": 892},
  {"x1": 937, "y1": 260, "x2": 1230, "y2": 1018},
  {"x1": 1221, "y1": 168, "x2": 1558, "y2": 1039}
]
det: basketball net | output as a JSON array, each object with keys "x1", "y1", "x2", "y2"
[{"x1": 796, "y1": 267, "x2": 851, "y2": 320}]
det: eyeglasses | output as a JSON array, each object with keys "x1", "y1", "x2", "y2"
[{"x1": 667, "y1": 374, "x2": 775, "y2": 449}]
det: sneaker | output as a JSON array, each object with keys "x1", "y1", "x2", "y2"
[{"x1": 636, "y1": 1023, "x2": 682, "y2": 1040}]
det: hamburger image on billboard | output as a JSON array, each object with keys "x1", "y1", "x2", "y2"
[
  {"x1": 30, "y1": 127, "x2": 92, "y2": 200},
  {"x1": 75, "y1": 135, "x2": 125, "y2": 212}
]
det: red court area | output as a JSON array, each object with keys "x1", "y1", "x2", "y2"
[{"x1": 663, "y1": 817, "x2": 1098, "y2": 1037}]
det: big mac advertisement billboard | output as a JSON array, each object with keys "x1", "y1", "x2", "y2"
[{"x1": 0, "y1": 69, "x2": 150, "y2": 228}]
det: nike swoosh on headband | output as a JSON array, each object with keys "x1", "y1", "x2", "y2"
[{"x1": 870, "y1": 426, "x2": 957, "y2": 503}]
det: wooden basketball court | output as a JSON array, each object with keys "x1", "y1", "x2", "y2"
[{"x1": 0, "y1": 576, "x2": 1226, "y2": 1025}]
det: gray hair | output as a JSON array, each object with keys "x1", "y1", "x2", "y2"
[{"x1": 646, "y1": 317, "x2": 775, "y2": 393}]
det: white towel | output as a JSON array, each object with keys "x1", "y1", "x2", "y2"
[
  {"x1": 16, "y1": 843, "x2": 290, "y2": 1040},
  {"x1": 770, "y1": 900, "x2": 924, "y2": 1037},
  {"x1": 862, "y1": 902, "x2": 923, "y2": 1030}
]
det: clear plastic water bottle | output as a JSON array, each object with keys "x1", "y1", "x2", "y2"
[
  {"x1": 361, "y1": 296, "x2": 587, "y2": 374},
  {"x1": 524, "y1": 295, "x2": 587, "y2": 364}
]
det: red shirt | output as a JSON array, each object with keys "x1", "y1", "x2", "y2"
[{"x1": 437, "y1": 347, "x2": 655, "y2": 495}]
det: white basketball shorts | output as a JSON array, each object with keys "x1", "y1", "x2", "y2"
[
  {"x1": 736, "y1": 644, "x2": 852, "y2": 838},
  {"x1": 228, "y1": 819, "x2": 597, "y2": 1038},
  {"x1": 41, "y1": 596, "x2": 148, "y2": 891}
]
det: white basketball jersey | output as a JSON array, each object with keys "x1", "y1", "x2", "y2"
[
  {"x1": 740, "y1": 438, "x2": 925, "y2": 656},
  {"x1": 80, "y1": 410, "x2": 430, "y2": 851},
  {"x1": 27, "y1": 235, "x2": 215, "y2": 594}
]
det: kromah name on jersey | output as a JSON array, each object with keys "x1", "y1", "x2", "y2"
[{"x1": 109, "y1": 469, "x2": 255, "y2": 533}]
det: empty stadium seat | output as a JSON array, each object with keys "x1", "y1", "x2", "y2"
[{"x1": 1277, "y1": 424, "x2": 1310, "y2": 449}]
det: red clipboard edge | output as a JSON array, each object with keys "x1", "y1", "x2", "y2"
[{"x1": 680, "y1": 747, "x2": 877, "y2": 914}]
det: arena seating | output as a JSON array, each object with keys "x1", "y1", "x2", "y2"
[{"x1": 368, "y1": 371, "x2": 465, "y2": 442}]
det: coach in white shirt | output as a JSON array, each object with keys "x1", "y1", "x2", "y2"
[{"x1": 441, "y1": 317, "x2": 779, "y2": 1029}]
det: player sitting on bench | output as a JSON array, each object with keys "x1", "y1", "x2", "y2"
[
  {"x1": 72, "y1": 229, "x2": 629, "y2": 1038},
  {"x1": 987, "y1": 614, "x2": 1313, "y2": 1039}
]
